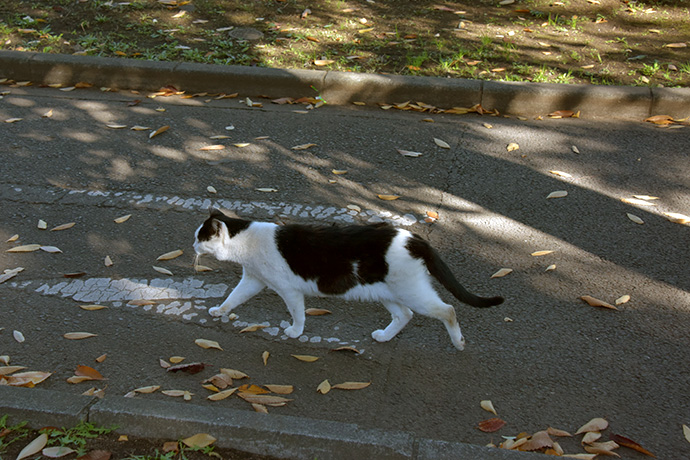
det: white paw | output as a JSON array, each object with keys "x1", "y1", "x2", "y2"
[
  {"x1": 371, "y1": 329, "x2": 391, "y2": 342},
  {"x1": 208, "y1": 306, "x2": 225, "y2": 317},
  {"x1": 284, "y1": 325, "x2": 302, "y2": 338},
  {"x1": 453, "y1": 337, "x2": 466, "y2": 351}
]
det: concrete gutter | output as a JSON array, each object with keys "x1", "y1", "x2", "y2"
[
  {"x1": 2, "y1": 50, "x2": 689, "y2": 120},
  {"x1": 1, "y1": 386, "x2": 537, "y2": 459}
]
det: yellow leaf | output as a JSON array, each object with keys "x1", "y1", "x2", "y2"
[
  {"x1": 63, "y1": 332, "x2": 97, "y2": 340},
  {"x1": 531, "y1": 250, "x2": 554, "y2": 256},
  {"x1": 332, "y1": 381, "x2": 371, "y2": 390},
  {"x1": 149, "y1": 125, "x2": 170, "y2": 138},
  {"x1": 161, "y1": 390, "x2": 187, "y2": 397},
  {"x1": 331, "y1": 346, "x2": 361, "y2": 354},
  {"x1": 621, "y1": 198, "x2": 656, "y2": 207},
  {"x1": 353, "y1": 102, "x2": 366, "y2": 106},
  {"x1": 265, "y1": 384, "x2": 293, "y2": 394},
  {"x1": 545, "y1": 264, "x2": 557, "y2": 271},
  {"x1": 240, "y1": 324, "x2": 267, "y2": 333},
  {"x1": 262, "y1": 351, "x2": 269, "y2": 366},
  {"x1": 317, "y1": 379, "x2": 331, "y2": 394},
  {"x1": 291, "y1": 354, "x2": 319, "y2": 362},
  {"x1": 547, "y1": 190, "x2": 568, "y2": 199},
  {"x1": 549, "y1": 170, "x2": 572, "y2": 178},
  {"x1": 491, "y1": 268, "x2": 512, "y2": 279},
  {"x1": 632, "y1": 195, "x2": 659, "y2": 201},
  {"x1": 6, "y1": 234, "x2": 19, "y2": 242},
  {"x1": 195, "y1": 338, "x2": 223, "y2": 350},
  {"x1": 114, "y1": 214, "x2": 131, "y2": 223},
  {"x1": 314, "y1": 59, "x2": 335, "y2": 66},
  {"x1": 16, "y1": 433, "x2": 48, "y2": 460},
  {"x1": 50, "y1": 222, "x2": 76, "y2": 231},
  {"x1": 377, "y1": 194, "x2": 400, "y2": 201},
  {"x1": 234, "y1": 143, "x2": 251, "y2": 148},
  {"x1": 182, "y1": 434, "x2": 216, "y2": 449},
  {"x1": 506, "y1": 142, "x2": 519, "y2": 151},
  {"x1": 331, "y1": 169, "x2": 348, "y2": 175},
  {"x1": 157, "y1": 249, "x2": 183, "y2": 261},
  {"x1": 481, "y1": 400, "x2": 497, "y2": 415},
  {"x1": 483, "y1": 123, "x2": 493, "y2": 129}
]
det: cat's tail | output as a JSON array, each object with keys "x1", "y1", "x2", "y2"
[{"x1": 408, "y1": 235, "x2": 504, "y2": 308}]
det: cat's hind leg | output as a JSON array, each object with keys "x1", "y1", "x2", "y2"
[
  {"x1": 209, "y1": 271, "x2": 265, "y2": 317},
  {"x1": 407, "y1": 296, "x2": 465, "y2": 350},
  {"x1": 372, "y1": 301, "x2": 414, "y2": 343},
  {"x1": 276, "y1": 290, "x2": 306, "y2": 339}
]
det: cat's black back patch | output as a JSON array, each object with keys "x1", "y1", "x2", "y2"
[
  {"x1": 276, "y1": 223, "x2": 398, "y2": 295},
  {"x1": 197, "y1": 209, "x2": 251, "y2": 242}
]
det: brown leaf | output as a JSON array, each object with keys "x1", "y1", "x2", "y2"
[
  {"x1": 377, "y1": 194, "x2": 400, "y2": 201},
  {"x1": 644, "y1": 115, "x2": 674, "y2": 125},
  {"x1": 240, "y1": 324, "x2": 267, "y2": 333},
  {"x1": 317, "y1": 379, "x2": 331, "y2": 394},
  {"x1": 75, "y1": 365, "x2": 105, "y2": 380},
  {"x1": 331, "y1": 346, "x2": 361, "y2": 354},
  {"x1": 478, "y1": 418, "x2": 506, "y2": 433},
  {"x1": 166, "y1": 362, "x2": 209, "y2": 374},
  {"x1": 520, "y1": 431, "x2": 553, "y2": 451},
  {"x1": 610, "y1": 434, "x2": 655, "y2": 457},
  {"x1": 220, "y1": 368, "x2": 249, "y2": 379},
  {"x1": 305, "y1": 308, "x2": 332, "y2": 316},
  {"x1": 580, "y1": 295, "x2": 618, "y2": 310},
  {"x1": 262, "y1": 351, "x2": 270, "y2": 366},
  {"x1": 265, "y1": 384, "x2": 293, "y2": 394},
  {"x1": 207, "y1": 388, "x2": 237, "y2": 400},
  {"x1": 6, "y1": 244, "x2": 41, "y2": 253},
  {"x1": 547, "y1": 427, "x2": 572, "y2": 437},
  {"x1": 491, "y1": 268, "x2": 512, "y2": 279},
  {"x1": 182, "y1": 434, "x2": 216, "y2": 449},
  {"x1": 64, "y1": 332, "x2": 97, "y2": 340},
  {"x1": 237, "y1": 384, "x2": 270, "y2": 395},
  {"x1": 50, "y1": 222, "x2": 76, "y2": 231},
  {"x1": 252, "y1": 403, "x2": 269, "y2": 413},
  {"x1": 149, "y1": 125, "x2": 170, "y2": 139}
]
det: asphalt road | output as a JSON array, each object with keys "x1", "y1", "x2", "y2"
[{"x1": 1, "y1": 84, "x2": 689, "y2": 459}]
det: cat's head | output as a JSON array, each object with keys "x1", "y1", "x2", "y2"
[{"x1": 193, "y1": 207, "x2": 228, "y2": 259}]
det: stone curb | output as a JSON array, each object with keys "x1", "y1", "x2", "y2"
[
  {"x1": 2, "y1": 50, "x2": 689, "y2": 120},
  {"x1": 0, "y1": 386, "x2": 536, "y2": 459}
]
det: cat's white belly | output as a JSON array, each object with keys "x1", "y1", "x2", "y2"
[{"x1": 297, "y1": 279, "x2": 394, "y2": 302}]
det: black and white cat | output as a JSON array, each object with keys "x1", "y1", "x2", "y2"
[{"x1": 193, "y1": 208, "x2": 503, "y2": 350}]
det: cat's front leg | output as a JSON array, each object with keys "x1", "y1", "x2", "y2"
[
  {"x1": 209, "y1": 272, "x2": 266, "y2": 317},
  {"x1": 276, "y1": 290, "x2": 306, "y2": 338}
]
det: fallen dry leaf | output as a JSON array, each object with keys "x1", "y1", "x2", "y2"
[
  {"x1": 292, "y1": 354, "x2": 319, "y2": 362},
  {"x1": 549, "y1": 170, "x2": 572, "y2": 178},
  {"x1": 238, "y1": 393, "x2": 293, "y2": 406},
  {"x1": 491, "y1": 268, "x2": 512, "y2": 279},
  {"x1": 434, "y1": 138, "x2": 451, "y2": 149},
  {"x1": 16, "y1": 433, "x2": 48, "y2": 460},
  {"x1": 40, "y1": 246, "x2": 62, "y2": 253},
  {"x1": 627, "y1": 213, "x2": 644, "y2": 224},
  {"x1": 262, "y1": 351, "x2": 269, "y2": 366},
  {"x1": 506, "y1": 142, "x2": 519, "y2": 152},
  {"x1": 199, "y1": 145, "x2": 225, "y2": 151},
  {"x1": 377, "y1": 194, "x2": 400, "y2": 201},
  {"x1": 255, "y1": 187, "x2": 278, "y2": 193},
  {"x1": 42, "y1": 446, "x2": 76, "y2": 458},
  {"x1": 220, "y1": 368, "x2": 249, "y2": 379},
  {"x1": 79, "y1": 304, "x2": 108, "y2": 311},
  {"x1": 157, "y1": 249, "x2": 183, "y2": 261},
  {"x1": 237, "y1": 384, "x2": 269, "y2": 395},
  {"x1": 182, "y1": 434, "x2": 216, "y2": 449},
  {"x1": 480, "y1": 400, "x2": 497, "y2": 415},
  {"x1": 149, "y1": 125, "x2": 170, "y2": 138},
  {"x1": 104, "y1": 255, "x2": 113, "y2": 267},
  {"x1": 583, "y1": 440, "x2": 620, "y2": 456},
  {"x1": 152, "y1": 266, "x2": 173, "y2": 276},
  {"x1": 576, "y1": 417, "x2": 609, "y2": 434},
  {"x1": 113, "y1": 214, "x2": 131, "y2": 224},
  {"x1": 207, "y1": 388, "x2": 237, "y2": 401},
  {"x1": 50, "y1": 222, "x2": 76, "y2": 231},
  {"x1": 664, "y1": 212, "x2": 690, "y2": 224},
  {"x1": 547, "y1": 190, "x2": 568, "y2": 199},
  {"x1": 397, "y1": 149, "x2": 423, "y2": 157},
  {"x1": 167, "y1": 362, "x2": 208, "y2": 374},
  {"x1": 615, "y1": 295, "x2": 631, "y2": 305},
  {"x1": 478, "y1": 418, "x2": 506, "y2": 433},
  {"x1": 332, "y1": 381, "x2": 371, "y2": 390},
  {"x1": 252, "y1": 403, "x2": 269, "y2": 413},
  {"x1": 331, "y1": 346, "x2": 361, "y2": 354},
  {"x1": 317, "y1": 379, "x2": 331, "y2": 394},
  {"x1": 291, "y1": 143, "x2": 317, "y2": 150},
  {"x1": 95, "y1": 354, "x2": 107, "y2": 363},
  {"x1": 531, "y1": 250, "x2": 554, "y2": 256},
  {"x1": 522, "y1": 431, "x2": 554, "y2": 451},
  {"x1": 64, "y1": 332, "x2": 97, "y2": 340},
  {"x1": 305, "y1": 308, "x2": 332, "y2": 316},
  {"x1": 683, "y1": 424, "x2": 690, "y2": 443},
  {"x1": 195, "y1": 338, "x2": 223, "y2": 350},
  {"x1": 7, "y1": 244, "x2": 41, "y2": 253},
  {"x1": 609, "y1": 434, "x2": 655, "y2": 457},
  {"x1": 75, "y1": 365, "x2": 105, "y2": 380},
  {"x1": 549, "y1": 110, "x2": 575, "y2": 118},
  {"x1": 240, "y1": 324, "x2": 267, "y2": 333},
  {"x1": 580, "y1": 296, "x2": 618, "y2": 310},
  {"x1": 314, "y1": 59, "x2": 335, "y2": 66},
  {"x1": 265, "y1": 384, "x2": 293, "y2": 394},
  {"x1": 547, "y1": 427, "x2": 572, "y2": 437}
]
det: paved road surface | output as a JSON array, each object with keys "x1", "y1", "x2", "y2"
[{"x1": 1, "y1": 84, "x2": 689, "y2": 459}]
